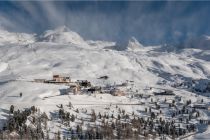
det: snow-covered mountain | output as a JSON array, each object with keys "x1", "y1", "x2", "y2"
[
  {"x1": 0, "y1": 27, "x2": 210, "y2": 95},
  {"x1": 0, "y1": 28, "x2": 35, "y2": 45},
  {"x1": 38, "y1": 26, "x2": 88, "y2": 46},
  {"x1": 0, "y1": 26, "x2": 210, "y2": 90},
  {"x1": 126, "y1": 37, "x2": 144, "y2": 50},
  {"x1": 0, "y1": 27, "x2": 210, "y2": 139},
  {"x1": 105, "y1": 37, "x2": 144, "y2": 51}
]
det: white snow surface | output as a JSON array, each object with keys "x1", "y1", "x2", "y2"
[
  {"x1": 0, "y1": 27, "x2": 210, "y2": 139},
  {"x1": 0, "y1": 62, "x2": 8, "y2": 73},
  {"x1": 126, "y1": 37, "x2": 144, "y2": 50},
  {"x1": 39, "y1": 26, "x2": 88, "y2": 46},
  {"x1": 0, "y1": 29, "x2": 35, "y2": 45}
]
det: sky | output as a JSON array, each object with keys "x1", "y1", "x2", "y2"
[{"x1": 0, "y1": 1, "x2": 210, "y2": 45}]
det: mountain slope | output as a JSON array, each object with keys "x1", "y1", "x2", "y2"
[
  {"x1": 126, "y1": 37, "x2": 144, "y2": 50},
  {"x1": 0, "y1": 28, "x2": 210, "y2": 139},
  {"x1": 0, "y1": 29, "x2": 35, "y2": 45},
  {"x1": 105, "y1": 37, "x2": 144, "y2": 51},
  {"x1": 38, "y1": 26, "x2": 88, "y2": 46}
]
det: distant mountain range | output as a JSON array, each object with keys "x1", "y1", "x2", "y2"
[{"x1": 1, "y1": 26, "x2": 210, "y2": 51}]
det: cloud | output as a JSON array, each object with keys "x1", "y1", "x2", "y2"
[{"x1": 0, "y1": 1, "x2": 209, "y2": 45}]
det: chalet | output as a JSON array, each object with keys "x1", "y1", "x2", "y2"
[
  {"x1": 153, "y1": 89, "x2": 175, "y2": 96},
  {"x1": 110, "y1": 88, "x2": 125, "y2": 96},
  {"x1": 69, "y1": 83, "x2": 81, "y2": 94},
  {"x1": 53, "y1": 75, "x2": 71, "y2": 83},
  {"x1": 77, "y1": 80, "x2": 91, "y2": 87},
  {"x1": 44, "y1": 74, "x2": 71, "y2": 84},
  {"x1": 59, "y1": 83, "x2": 81, "y2": 95}
]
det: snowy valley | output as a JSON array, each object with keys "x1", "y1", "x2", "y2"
[{"x1": 0, "y1": 26, "x2": 210, "y2": 139}]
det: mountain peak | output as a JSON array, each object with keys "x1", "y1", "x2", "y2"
[
  {"x1": 129, "y1": 37, "x2": 140, "y2": 43},
  {"x1": 114, "y1": 36, "x2": 144, "y2": 51},
  {"x1": 127, "y1": 37, "x2": 144, "y2": 50},
  {"x1": 39, "y1": 26, "x2": 87, "y2": 45}
]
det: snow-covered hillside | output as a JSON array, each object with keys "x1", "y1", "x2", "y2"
[
  {"x1": 0, "y1": 28, "x2": 35, "y2": 45},
  {"x1": 39, "y1": 26, "x2": 88, "y2": 46},
  {"x1": 106, "y1": 37, "x2": 144, "y2": 51},
  {"x1": 0, "y1": 27, "x2": 210, "y2": 139}
]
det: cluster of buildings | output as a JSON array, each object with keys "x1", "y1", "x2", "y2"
[
  {"x1": 34, "y1": 75, "x2": 71, "y2": 84},
  {"x1": 34, "y1": 74, "x2": 126, "y2": 96}
]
